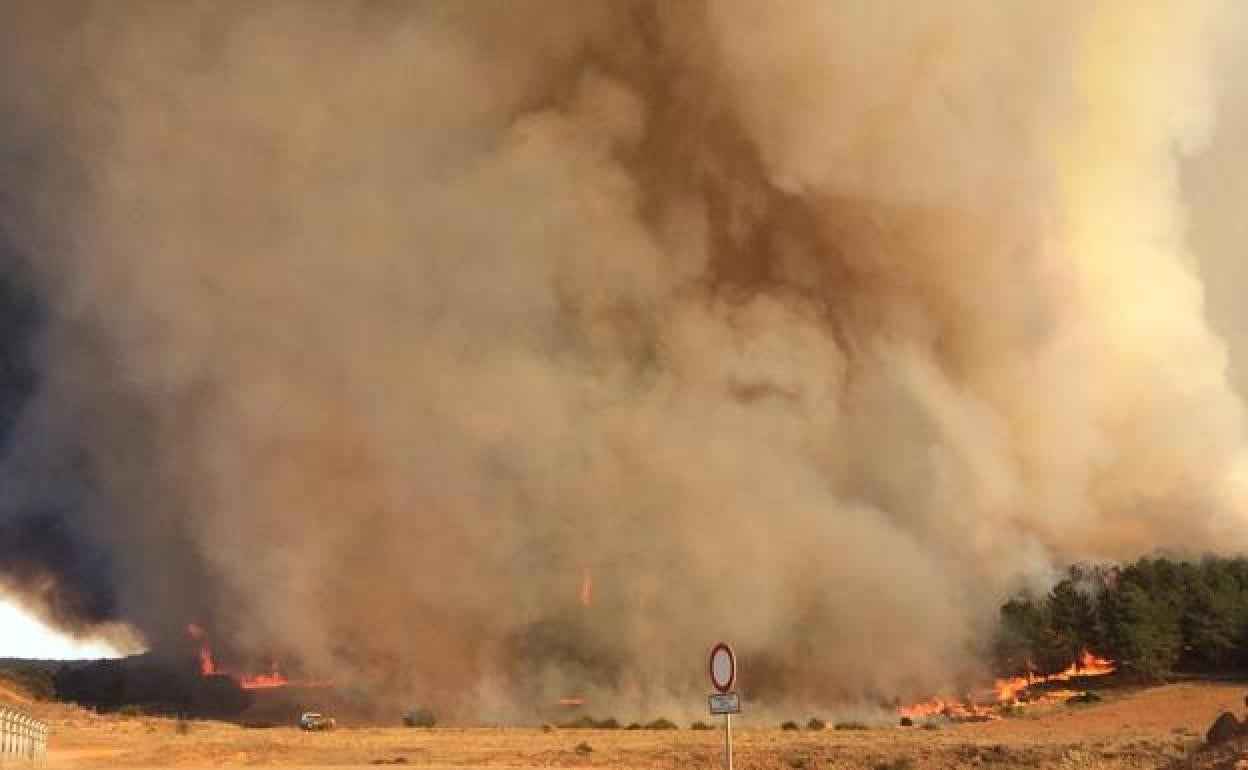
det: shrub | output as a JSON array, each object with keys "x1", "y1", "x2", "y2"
[
  {"x1": 1066, "y1": 691, "x2": 1102, "y2": 706},
  {"x1": 561, "y1": 716, "x2": 620, "y2": 729},
  {"x1": 625, "y1": 722, "x2": 642, "y2": 730},
  {"x1": 561, "y1": 716, "x2": 596, "y2": 729},
  {"x1": 574, "y1": 741, "x2": 593, "y2": 755},
  {"x1": 781, "y1": 720, "x2": 800, "y2": 731},
  {"x1": 834, "y1": 721, "x2": 867, "y2": 731},
  {"x1": 645, "y1": 717, "x2": 678, "y2": 730},
  {"x1": 806, "y1": 717, "x2": 826, "y2": 731},
  {"x1": 402, "y1": 707, "x2": 436, "y2": 727},
  {"x1": 691, "y1": 721, "x2": 713, "y2": 730}
]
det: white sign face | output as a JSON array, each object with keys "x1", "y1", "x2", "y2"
[
  {"x1": 709, "y1": 643, "x2": 736, "y2": 693},
  {"x1": 708, "y1": 692, "x2": 741, "y2": 715}
]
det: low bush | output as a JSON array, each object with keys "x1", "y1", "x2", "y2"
[
  {"x1": 561, "y1": 716, "x2": 620, "y2": 729},
  {"x1": 402, "y1": 707, "x2": 436, "y2": 728},
  {"x1": 1066, "y1": 691, "x2": 1102, "y2": 706},
  {"x1": 561, "y1": 716, "x2": 596, "y2": 729}
]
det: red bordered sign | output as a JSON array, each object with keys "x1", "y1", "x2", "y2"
[{"x1": 708, "y1": 642, "x2": 736, "y2": 694}]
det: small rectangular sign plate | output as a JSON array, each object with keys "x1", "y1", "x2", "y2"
[{"x1": 708, "y1": 692, "x2": 741, "y2": 715}]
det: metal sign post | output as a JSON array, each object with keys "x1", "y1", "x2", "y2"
[{"x1": 708, "y1": 643, "x2": 738, "y2": 770}]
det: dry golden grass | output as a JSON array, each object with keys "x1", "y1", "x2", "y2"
[{"x1": 23, "y1": 681, "x2": 1248, "y2": 769}]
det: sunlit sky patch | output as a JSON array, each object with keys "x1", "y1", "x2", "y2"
[{"x1": 0, "y1": 599, "x2": 120, "y2": 660}]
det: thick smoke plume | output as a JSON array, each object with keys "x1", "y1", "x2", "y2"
[{"x1": 1, "y1": 1, "x2": 1247, "y2": 719}]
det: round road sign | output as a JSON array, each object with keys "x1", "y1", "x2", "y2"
[{"x1": 709, "y1": 642, "x2": 736, "y2": 693}]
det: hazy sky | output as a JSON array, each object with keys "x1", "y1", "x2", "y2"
[{"x1": 0, "y1": 601, "x2": 119, "y2": 659}]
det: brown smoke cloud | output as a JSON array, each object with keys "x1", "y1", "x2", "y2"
[{"x1": 1, "y1": 0, "x2": 1247, "y2": 719}]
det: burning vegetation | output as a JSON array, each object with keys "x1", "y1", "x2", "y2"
[
  {"x1": 51, "y1": 655, "x2": 251, "y2": 718},
  {"x1": 185, "y1": 623, "x2": 328, "y2": 692},
  {"x1": 996, "y1": 558, "x2": 1248, "y2": 682},
  {"x1": 900, "y1": 556, "x2": 1248, "y2": 723},
  {"x1": 1, "y1": 0, "x2": 1247, "y2": 723},
  {"x1": 897, "y1": 650, "x2": 1114, "y2": 722}
]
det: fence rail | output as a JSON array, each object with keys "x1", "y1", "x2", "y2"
[{"x1": 0, "y1": 707, "x2": 47, "y2": 766}]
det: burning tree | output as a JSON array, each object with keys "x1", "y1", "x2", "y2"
[
  {"x1": 996, "y1": 556, "x2": 1248, "y2": 682},
  {"x1": 993, "y1": 574, "x2": 1099, "y2": 679}
]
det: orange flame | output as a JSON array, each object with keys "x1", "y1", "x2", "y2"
[
  {"x1": 898, "y1": 697, "x2": 984, "y2": 720},
  {"x1": 240, "y1": 665, "x2": 291, "y2": 690},
  {"x1": 899, "y1": 651, "x2": 1115, "y2": 720},
  {"x1": 186, "y1": 622, "x2": 216, "y2": 676},
  {"x1": 186, "y1": 622, "x2": 329, "y2": 689},
  {"x1": 579, "y1": 567, "x2": 593, "y2": 607}
]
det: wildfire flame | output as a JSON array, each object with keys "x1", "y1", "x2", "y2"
[
  {"x1": 239, "y1": 666, "x2": 291, "y2": 690},
  {"x1": 579, "y1": 566, "x2": 593, "y2": 607},
  {"x1": 185, "y1": 622, "x2": 326, "y2": 690},
  {"x1": 898, "y1": 651, "x2": 1114, "y2": 720},
  {"x1": 185, "y1": 622, "x2": 216, "y2": 676},
  {"x1": 556, "y1": 566, "x2": 595, "y2": 708}
]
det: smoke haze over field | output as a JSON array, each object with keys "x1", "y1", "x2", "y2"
[{"x1": 1, "y1": 0, "x2": 1248, "y2": 719}]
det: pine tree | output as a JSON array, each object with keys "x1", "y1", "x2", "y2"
[
  {"x1": 1047, "y1": 579, "x2": 1096, "y2": 668},
  {"x1": 1098, "y1": 583, "x2": 1180, "y2": 680}
]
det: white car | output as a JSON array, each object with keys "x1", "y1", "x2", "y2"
[{"x1": 299, "y1": 712, "x2": 336, "y2": 731}]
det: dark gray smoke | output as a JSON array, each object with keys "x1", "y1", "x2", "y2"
[{"x1": 1, "y1": 0, "x2": 1247, "y2": 721}]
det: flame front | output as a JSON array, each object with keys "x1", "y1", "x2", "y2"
[
  {"x1": 185, "y1": 622, "x2": 327, "y2": 690},
  {"x1": 898, "y1": 696, "x2": 982, "y2": 720},
  {"x1": 239, "y1": 664, "x2": 291, "y2": 690},
  {"x1": 899, "y1": 651, "x2": 1115, "y2": 720}
]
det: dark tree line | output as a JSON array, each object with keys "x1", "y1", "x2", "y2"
[{"x1": 995, "y1": 557, "x2": 1248, "y2": 681}]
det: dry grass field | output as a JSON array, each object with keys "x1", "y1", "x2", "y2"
[{"x1": 7, "y1": 680, "x2": 1248, "y2": 770}]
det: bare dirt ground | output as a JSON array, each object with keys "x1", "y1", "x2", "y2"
[{"x1": 10, "y1": 681, "x2": 1248, "y2": 770}]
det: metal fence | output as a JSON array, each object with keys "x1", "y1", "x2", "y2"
[{"x1": 0, "y1": 707, "x2": 47, "y2": 766}]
